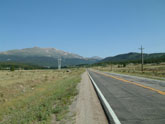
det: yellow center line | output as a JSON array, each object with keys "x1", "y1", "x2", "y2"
[{"x1": 92, "y1": 70, "x2": 165, "y2": 95}]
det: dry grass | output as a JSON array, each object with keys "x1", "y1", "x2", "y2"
[
  {"x1": 93, "y1": 63, "x2": 165, "y2": 80},
  {"x1": 0, "y1": 68, "x2": 84, "y2": 124}
]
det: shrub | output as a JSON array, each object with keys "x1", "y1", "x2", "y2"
[{"x1": 10, "y1": 66, "x2": 15, "y2": 71}]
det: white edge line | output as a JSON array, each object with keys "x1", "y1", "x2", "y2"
[{"x1": 88, "y1": 71, "x2": 121, "y2": 124}]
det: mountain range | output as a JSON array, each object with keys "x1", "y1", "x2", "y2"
[
  {"x1": 0, "y1": 47, "x2": 102, "y2": 67},
  {"x1": 0, "y1": 47, "x2": 164, "y2": 67}
]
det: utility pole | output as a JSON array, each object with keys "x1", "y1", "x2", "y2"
[
  {"x1": 139, "y1": 45, "x2": 144, "y2": 72},
  {"x1": 58, "y1": 58, "x2": 61, "y2": 70},
  {"x1": 111, "y1": 62, "x2": 113, "y2": 71}
]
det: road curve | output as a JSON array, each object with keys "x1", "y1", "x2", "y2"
[{"x1": 88, "y1": 69, "x2": 165, "y2": 124}]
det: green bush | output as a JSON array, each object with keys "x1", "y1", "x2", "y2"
[{"x1": 10, "y1": 66, "x2": 15, "y2": 71}]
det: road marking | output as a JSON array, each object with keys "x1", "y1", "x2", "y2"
[
  {"x1": 92, "y1": 70, "x2": 165, "y2": 95},
  {"x1": 88, "y1": 71, "x2": 121, "y2": 124}
]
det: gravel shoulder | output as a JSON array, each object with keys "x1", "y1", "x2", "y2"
[{"x1": 75, "y1": 71, "x2": 108, "y2": 124}]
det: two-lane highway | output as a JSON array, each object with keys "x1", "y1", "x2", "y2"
[{"x1": 88, "y1": 69, "x2": 165, "y2": 124}]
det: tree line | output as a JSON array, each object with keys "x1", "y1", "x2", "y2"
[{"x1": 0, "y1": 62, "x2": 45, "y2": 71}]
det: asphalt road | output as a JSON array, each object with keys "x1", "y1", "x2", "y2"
[{"x1": 88, "y1": 70, "x2": 165, "y2": 124}]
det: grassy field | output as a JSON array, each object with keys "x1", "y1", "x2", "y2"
[
  {"x1": 93, "y1": 63, "x2": 165, "y2": 80},
  {"x1": 0, "y1": 68, "x2": 84, "y2": 124}
]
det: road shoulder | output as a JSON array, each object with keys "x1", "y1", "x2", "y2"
[{"x1": 75, "y1": 71, "x2": 108, "y2": 124}]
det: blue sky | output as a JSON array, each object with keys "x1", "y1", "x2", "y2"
[{"x1": 0, "y1": 0, "x2": 165, "y2": 57}]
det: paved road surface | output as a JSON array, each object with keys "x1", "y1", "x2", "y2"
[{"x1": 88, "y1": 69, "x2": 165, "y2": 124}]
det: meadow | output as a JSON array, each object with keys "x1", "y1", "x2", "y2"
[
  {"x1": 93, "y1": 63, "x2": 165, "y2": 80},
  {"x1": 0, "y1": 68, "x2": 84, "y2": 124}
]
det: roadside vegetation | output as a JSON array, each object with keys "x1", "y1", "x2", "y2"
[
  {"x1": 90, "y1": 54, "x2": 165, "y2": 80},
  {"x1": 0, "y1": 68, "x2": 84, "y2": 124},
  {"x1": 92, "y1": 63, "x2": 165, "y2": 80}
]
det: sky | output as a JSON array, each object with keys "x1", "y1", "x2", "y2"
[{"x1": 0, "y1": 0, "x2": 165, "y2": 58}]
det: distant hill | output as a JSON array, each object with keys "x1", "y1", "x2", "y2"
[
  {"x1": 101, "y1": 52, "x2": 165, "y2": 63},
  {"x1": 0, "y1": 47, "x2": 101, "y2": 67},
  {"x1": 0, "y1": 47, "x2": 83, "y2": 59}
]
